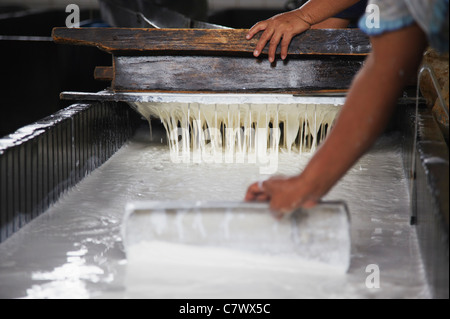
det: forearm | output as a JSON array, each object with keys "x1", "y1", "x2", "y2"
[
  {"x1": 297, "y1": 24, "x2": 427, "y2": 199},
  {"x1": 294, "y1": 0, "x2": 361, "y2": 26},
  {"x1": 298, "y1": 57, "x2": 400, "y2": 195},
  {"x1": 245, "y1": 23, "x2": 428, "y2": 212}
]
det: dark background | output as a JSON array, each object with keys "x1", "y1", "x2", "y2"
[{"x1": 0, "y1": 5, "x2": 283, "y2": 138}]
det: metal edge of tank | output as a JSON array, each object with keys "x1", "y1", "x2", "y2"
[
  {"x1": 398, "y1": 102, "x2": 449, "y2": 299},
  {"x1": 0, "y1": 101, "x2": 142, "y2": 243}
]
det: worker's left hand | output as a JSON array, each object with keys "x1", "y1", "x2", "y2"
[
  {"x1": 244, "y1": 175, "x2": 319, "y2": 218},
  {"x1": 245, "y1": 10, "x2": 311, "y2": 63}
]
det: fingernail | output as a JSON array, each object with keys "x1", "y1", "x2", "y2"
[
  {"x1": 246, "y1": 34, "x2": 250, "y2": 39},
  {"x1": 257, "y1": 180, "x2": 264, "y2": 190},
  {"x1": 281, "y1": 55, "x2": 286, "y2": 60},
  {"x1": 253, "y1": 50, "x2": 259, "y2": 57},
  {"x1": 269, "y1": 57, "x2": 274, "y2": 63}
]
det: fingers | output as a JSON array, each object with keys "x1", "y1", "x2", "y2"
[
  {"x1": 248, "y1": 27, "x2": 281, "y2": 62},
  {"x1": 260, "y1": 177, "x2": 281, "y2": 192},
  {"x1": 269, "y1": 198, "x2": 297, "y2": 220},
  {"x1": 246, "y1": 21, "x2": 267, "y2": 40},
  {"x1": 246, "y1": 19, "x2": 292, "y2": 62},
  {"x1": 255, "y1": 193, "x2": 270, "y2": 202},
  {"x1": 246, "y1": 10, "x2": 312, "y2": 62},
  {"x1": 268, "y1": 31, "x2": 283, "y2": 63},
  {"x1": 246, "y1": 21, "x2": 269, "y2": 58},
  {"x1": 280, "y1": 34, "x2": 293, "y2": 60},
  {"x1": 245, "y1": 191, "x2": 270, "y2": 202},
  {"x1": 244, "y1": 181, "x2": 268, "y2": 202},
  {"x1": 254, "y1": 27, "x2": 275, "y2": 58},
  {"x1": 269, "y1": 196, "x2": 297, "y2": 214},
  {"x1": 300, "y1": 199, "x2": 318, "y2": 209},
  {"x1": 263, "y1": 177, "x2": 303, "y2": 216},
  {"x1": 245, "y1": 177, "x2": 318, "y2": 218},
  {"x1": 246, "y1": 20, "x2": 281, "y2": 61}
]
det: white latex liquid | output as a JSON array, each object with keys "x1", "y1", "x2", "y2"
[
  {"x1": 0, "y1": 126, "x2": 430, "y2": 299},
  {"x1": 126, "y1": 241, "x2": 348, "y2": 299},
  {"x1": 131, "y1": 102, "x2": 340, "y2": 168}
]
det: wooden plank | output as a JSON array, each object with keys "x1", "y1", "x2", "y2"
[
  {"x1": 94, "y1": 66, "x2": 113, "y2": 81},
  {"x1": 112, "y1": 55, "x2": 363, "y2": 93},
  {"x1": 52, "y1": 27, "x2": 371, "y2": 56}
]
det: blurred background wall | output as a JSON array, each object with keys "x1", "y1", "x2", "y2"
[{"x1": 0, "y1": 0, "x2": 286, "y2": 11}]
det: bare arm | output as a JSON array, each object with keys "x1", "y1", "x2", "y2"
[
  {"x1": 294, "y1": 0, "x2": 361, "y2": 25},
  {"x1": 246, "y1": 0, "x2": 361, "y2": 62},
  {"x1": 245, "y1": 24, "x2": 428, "y2": 215}
]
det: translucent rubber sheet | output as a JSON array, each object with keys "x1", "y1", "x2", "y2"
[{"x1": 123, "y1": 201, "x2": 351, "y2": 271}]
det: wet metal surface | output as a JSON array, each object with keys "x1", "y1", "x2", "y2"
[{"x1": 0, "y1": 102, "x2": 140, "y2": 242}]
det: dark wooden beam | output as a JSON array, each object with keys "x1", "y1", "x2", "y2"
[
  {"x1": 94, "y1": 66, "x2": 113, "y2": 81},
  {"x1": 112, "y1": 55, "x2": 363, "y2": 93},
  {"x1": 52, "y1": 27, "x2": 370, "y2": 93},
  {"x1": 52, "y1": 27, "x2": 371, "y2": 56}
]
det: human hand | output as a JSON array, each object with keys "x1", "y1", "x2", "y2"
[
  {"x1": 245, "y1": 10, "x2": 311, "y2": 63},
  {"x1": 244, "y1": 175, "x2": 320, "y2": 218}
]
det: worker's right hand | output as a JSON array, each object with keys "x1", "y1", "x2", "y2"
[
  {"x1": 246, "y1": 10, "x2": 311, "y2": 63},
  {"x1": 244, "y1": 175, "x2": 320, "y2": 219}
]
